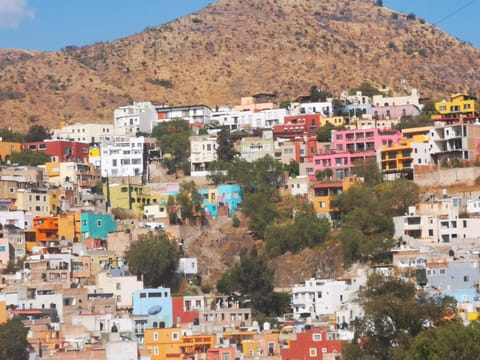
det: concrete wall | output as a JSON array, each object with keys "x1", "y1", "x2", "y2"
[{"x1": 414, "y1": 166, "x2": 480, "y2": 187}]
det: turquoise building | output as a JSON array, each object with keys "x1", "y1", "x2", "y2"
[{"x1": 80, "y1": 213, "x2": 117, "y2": 240}]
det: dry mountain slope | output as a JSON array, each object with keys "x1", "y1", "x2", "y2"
[{"x1": 1, "y1": 0, "x2": 480, "y2": 131}]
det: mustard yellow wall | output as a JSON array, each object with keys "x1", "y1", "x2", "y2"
[
  {"x1": 144, "y1": 328, "x2": 183, "y2": 360},
  {"x1": 320, "y1": 116, "x2": 346, "y2": 127},
  {"x1": 0, "y1": 301, "x2": 6, "y2": 324},
  {"x1": 58, "y1": 211, "x2": 82, "y2": 241},
  {"x1": 435, "y1": 94, "x2": 478, "y2": 116},
  {"x1": 45, "y1": 162, "x2": 61, "y2": 177},
  {"x1": 89, "y1": 148, "x2": 100, "y2": 157},
  {"x1": 0, "y1": 142, "x2": 21, "y2": 163}
]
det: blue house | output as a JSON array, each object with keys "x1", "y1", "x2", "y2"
[
  {"x1": 133, "y1": 288, "x2": 173, "y2": 328},
  {"x1": 217, "y1": 184, "x2": 242, "y2": 215},
  {"x1": 80, "y1": 213, "x2": 117, "y2": 240}
]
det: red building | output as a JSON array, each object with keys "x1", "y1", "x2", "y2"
[
  {"x1": 274, "y1": 114, "x2": 321, "y2": 140},
  {"x1": 172, "y1": 296, "x2": 201, "y2": 326},
  {"x1": 22, "y1": 140, "x2": 89, "y2": 163},
  {"x1": 281, "y1": 328, "x2": 343, "y2": 360}
]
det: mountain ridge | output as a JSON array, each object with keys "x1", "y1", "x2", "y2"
[{"x1": 1, "y1": 0, "x2": 479, "y2": 131}]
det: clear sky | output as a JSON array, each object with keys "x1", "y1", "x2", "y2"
[
  {"x1": 0, "y1": 0, "x2": 478, "y2": 51},
  {"x1": 384, "y1": 0, "x2": 480, "y2": 47}
]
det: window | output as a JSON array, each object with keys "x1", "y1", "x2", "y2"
[
  {"x1": 172, "y1": 332, "x2": 179, "y2": 340},
  {"x1": 116, "y1": 283, "x2": 121, "y2": 290},
  {"x1": 312, "y1": 333, "x2": 322, "y2": 341},
  {"x1": 464, "y1": 276, "x2": 470, "y2": 282},
  {"x1": 39, "y1": 143, "x2": 47, "y2": 149},
  {"x1": 309, "y1": 348, "x2": 317, "y2": 357},
  {"x1": 97, "y1": 219, "x2": 102, "y2": 227},
  {"x1": 221, "y1": 352, "x2": 231, "y2": 360},
  {"x1": 154, "y1": 347, "x2": 159, "y2": 355},
  {"x1": 153, "y1": 332, "x2": 158, "y2": 341}
]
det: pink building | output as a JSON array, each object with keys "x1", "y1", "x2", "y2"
[
  {"x1": 371, "y1": 104, "x2": 421, "y2": 120},
  {"x1": 313, "y1": 128, "x2": 401, "y2": 179}
]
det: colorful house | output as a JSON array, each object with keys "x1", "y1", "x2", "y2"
[
  {"x1": 144, "y1": 327, "x2": 216, "y2": 360},
  {"x1": 33, "y1": 216, "x2": 59, "y2": 246},
  {"x1": 434, "y1": 93, "x2": 478, "y2": 120},
  {"x1": 58, "y1": 211, "x2": 82, "y2": 242},
  {"x1": 21, "y1": 140, "x2": 89, "y2": 163},
  {"x1": 281, "y1": 328, "x2": 343, "y2": 360},
  {"x1": 133, "y1": 288, "x2": 174, "y2": 328},
  {"x1": 0, "y1": 141, "x2": 21, "y2": 164},
  {"x1": 80, "y1": 213, "x2": 117, "y2": 240},
  {"x1": 217, "y1": 185, "x2": 242, "y2": 216}
]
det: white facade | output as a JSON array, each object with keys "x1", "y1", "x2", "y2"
[
  {"x1": 291, "y1": 275, "x2": 366, "y2": 323},
  {"x1": 283, "y1": 176, "x2": 309, "y2": 197},
  {"x1": 411, "y1": 142, "x2": 431, "y2": 166},
  {"x1": 0, "y1": 210, "x2": 33, "y2": 229},
  {"x1": 190, "y1": 135, "x2": 218, "y2": 173},
  {"x1": 155, "y1": 104, "x2": 213, "y2": 125},
  {"x1": 210, "y1": 108, "x2": 286, "y2": 130},
  {"x1": 299, "y1": 101, "x2": 333, "y2": 117},
  {"x1": 100, "y1": 136, "x2": 144, "y2": 177},
  {"x1": 96, "y1": 271, "x2": 144, "y2": 309},
  {"x1": 114, "y1": 102, "x2": 158, "y2": 136},
  {"x1": 372, "y1": 88, "x2": 421, "y2": 109},
  {"x1": 52, "y1": 123, "x2": 115, "y2": 144},
  {"x1": 178, "y1": 258, "x2": 198, "y2": 276},
  {"x1": 143, "y1": 204, "x2": 168, "y2": 220}
]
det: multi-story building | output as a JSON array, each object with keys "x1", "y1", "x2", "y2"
[
  {"x1": 281, "y1": 328, "x2": 344, "y2": 360},
  {"x1": 237, "y1": 131, "x2": 275, "y2": 162},
  {"x1": 291, "y1": 274, "x2": 366, "y2": 323},
  {"x1": 51, "y1": 122, "x2": 115, "y2": 144},
  {"x1": 156, "y1": 104, "x2": 213, "y2": 125},
  {"x1": 133, "y1": 288, "x2": 174, "y2": 329},
  {"x1": 428, "y1": 123, "x2": 480, "y2": 166},
  {"x1": 210, "y1": 108, "x2": 286, "y2": 130},
  {"x1": 233, "y1": 94, "x2": 277, "y2": 111},
  {"x1": 100, "y1": 136, "x2": 145, "y2": 177},
  {"x1": 113, "y1": 102, "x2": 158, "y2": 136},
  {"x1": 21, "y1": 140, "x2": 89, "y2": 163},
  {"x1": 96, "y1": 271, "x2": 144, "y2": 309},
  {"x1": 371, "y1": 103, "x2": 421, "y2": 120},
  {"x1": 434, "y1": 93, "x2": 478, "y2": 120},
  {"x1": 45, "y1": 161, "x2": 100, "y2": 189},
  {"x1": 273, "y1": 114, "x2": 321, "y2": 140},
  {"x1": 80, "y1": 213, "x2": 117, "y2": 240},
  {"x1": 372, "y1": 88, "x2": 422, "y2": 109},
  {"x1": 0, "y1": 141, "x2": 21, "y2": 164},
  {"x1": 379, "y1": 126, "x2": 430, "y2": 179},
  {"x1": 190, "y1": 135, "x2": 218, "y2": 174},
  {"x1": 33, "y1": 216, "x2": 59, "y2": 246},
  {"x1": 16, "y1": 189, "x2": 50, "y2": 217}
]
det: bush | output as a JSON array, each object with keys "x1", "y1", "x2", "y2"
[{"x1": 232, "y1": 215, "x2": 240, "y2": 228}]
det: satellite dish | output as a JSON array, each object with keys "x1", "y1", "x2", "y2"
[{"x1": 148, "y1": 305, "x2": 163, "y2": 315}]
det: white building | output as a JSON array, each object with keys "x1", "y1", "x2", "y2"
[
  {"x1": 178, "y1": 258, "x2": 198, "y2": 276},
  {"x1": 0, "y1": 210, "x2": 33, "y2": 229},
  {"x1": 96, "y1": 271, "x2": 144, "y2": 309},
  {"x1": 291, "y1": 275, "x2": 366, "y2": 325},
  {"x1": 51, "y1": 123, "x2": 115, "y2": 144},
  {"x1": 210, "y1": 108, "x2": 286, "y2": 131},
  {"x1": 100, "y1": 136, "x2": 145, "y2": 177},
  {"x1": 237, "y1": 131, "x2": 275, "y2": 162},
  {"x1": 155, "y1": 104, "x2": 213, "y2": 125},
  {"x1": 190, "y1": 135, "x2": 218, "y2": 175},
  {"x1": 113, "y1": 102, "x2": 158, "y2": 136},
  {"x1": 372, "y1": 88, "x2": 422, "y2": 109}
]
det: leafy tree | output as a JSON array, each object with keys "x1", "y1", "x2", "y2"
[
  {"x1": 24, "y1": 125, "x2": 51, "y2": 142},
  {"x1": 125, "y1": 232, "x2": 181, "y2": 288},
  {"x1": 344, "y1": 273, "x2": 456, "y2": 360},
  {"x1": 10, "y1": 150, "x2": 51, "y2": 166},
  {"x1": 265, "y1": 203, "x2": 330, "y2": 256},
  {"x1": 0, "y1": 128, "x2": 24, "y2": 143},
  {"x1": 309, "y1": 86, "x2": 331, "y2": 102},
  {"x1": 350, "y1": 82, "x2": 382, "y2": 98},
  {"x1": 217, "y1": 247, "x2": 286, "y2": 316},
  {"x1": 351, "y1": 157, "x2": 383, "y2": 186},
  {"x1": 395, "y1": 115, "x2": 432, "y2": 130},
  {"x1": 0, "y1": 317, "x2": 30, "y2": 360},
  {"x1": 284, "y1": 159, "x2": 299, "y2": 177},
  {"x1": 176, "y1": 180, "x2": 203, "y2": 224},
  {"x1": 375, "y1": 179, "x2": 419, "y2": 216},
  {"x1": 153, "y1": 119, "x2": 191, "y2": 174},
  {"x1": 242, "y1": 189, "x2": 280, "y2": 239},
  {"x1": 216, "y1": 128, "x2": 239, "y2": 161},
  {"x1": 316, "y1": 123, "x2": 335, "y2": 142},
  {"x1": 406, "y1": 322, "x2": 480, "y2": 360}
]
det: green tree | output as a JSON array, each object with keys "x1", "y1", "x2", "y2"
[
  {"x1": 216, "y1": 128, "x2": 239, "y2": 161},
  {"x1": 350, "y1": 82, "x2": 382, "y2": 98},
  {"x1": 153, "y1": 119, "x2": 191, "y2": 174},
  {"x1": 375, "y1": 178, "x2": 419, "y2": 216},
  {"x1": 0, "y1": 317, "x2": 30, "y2": 360},
  {"x1": 24, "y1": 125, "x2": 51, "y2": 142},
  {"x1": 176, "y1": 180, "x2": 203, "y2": 224},
  {"x1": 242, "y1": 189, "x2": 279, "y2": 239},
  {"x1": 217, "y1": 247, "x2": 286, "y2": 316},
  {"x1": 309, "y1": 86, "x2": 331, "y2": 102},
  {"x1": 125, "y1": 232, "x2": 181, "y2": 288},
  {"x1": 10, "y1": 150, "x2": 51, "y2": 166},
  {"x1": 344, "y1": 273, "x2": 456, "y2": 360},
  {"x1": 0, "y1": 128, "x2": 24, "y2": 142},
  {"x1": 351, "y1": 157, "x2": 383, "y2": 186},
  {"x1": 284, "y1": 159, "x2": 299, "y2": 177},
  {"x1": 406, "y1": 322, "x2": 480, "y2": 360},
  {"x1": 316, "y1": 123, "x2": 335, "y2": 142}
]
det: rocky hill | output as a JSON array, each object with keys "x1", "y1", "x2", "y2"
[{"x1": 1, "y1": 0, "x2": 480, "y2": 131}]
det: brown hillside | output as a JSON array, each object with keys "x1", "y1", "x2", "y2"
[{"x1": 1, "y1": 0, "x2": 480, "y2": 131}]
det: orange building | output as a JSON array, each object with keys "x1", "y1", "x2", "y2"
[
  {"x1": 33, "y1": 216, "x2": 59, "y2": 246},
  {"x1": 0, "y1": 300, "x2": 6, "y2": 324},
  {"x1": 0, "y1": 141, "x2": 21, "y2": 164},
  {"x1": 144, "y1": 327, "x2": 216, "y2": 360},
  {"x1": 58, "y1": 211, "x2": 81, "y2": 242}
]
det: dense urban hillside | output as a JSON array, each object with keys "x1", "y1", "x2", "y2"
[{"x1": 1, "y1": 0, "x2": 480, "y2": 131}]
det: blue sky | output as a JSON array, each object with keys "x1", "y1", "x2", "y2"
[{"x1": 0, "y1": 0, "x2": 478, "y2": 51}]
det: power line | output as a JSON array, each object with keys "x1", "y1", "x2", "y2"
[{"x1": 434, "y1": 0, "x2": 479, "y2": 25}]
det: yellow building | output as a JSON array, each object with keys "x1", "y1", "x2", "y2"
[
  {"x1": 0, "y1": 300, "x2": 6, "y2": 324},
  {"x1": 311, "y1": 176, "x2": 361, "y2": 217},
  {"x1": 0, "y1": 141, "x2": 21, "y2": 163},
  {"x1": 58, "y1": 211, "x2": 82, "y2": 242},
  {"x1": 434, "y1": 93, "x2": 478, "y2": 118},
  {"x1": 380, "y1": 127, "x2": 430, "y2": 177},
  {"x1": 144, "y1": 327, "x2": 216, "y2": 360}
]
